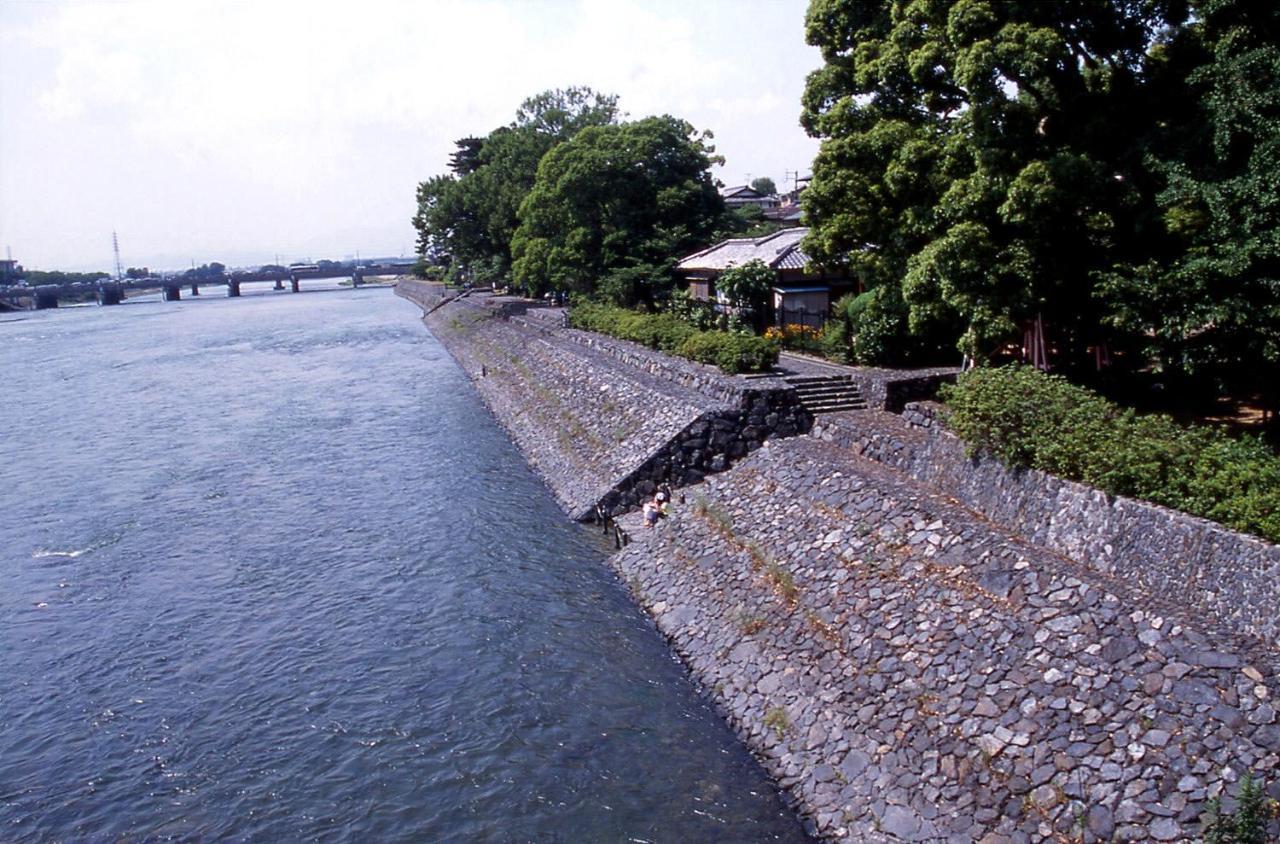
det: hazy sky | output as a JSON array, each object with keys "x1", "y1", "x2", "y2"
[{"x1": 0, "y1": 0, "x2": 823, "y2": 272}]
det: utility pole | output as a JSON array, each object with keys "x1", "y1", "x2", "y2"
[{"x1": 112, "y1": 231, "x2": 124, "y2": 280}]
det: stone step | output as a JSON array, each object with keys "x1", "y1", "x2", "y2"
[
  {"x1": 785, "y1": 375, "x2": 853, "y2": 387},
  {"x1": 784, "y1": 373, "x2": 866, "y2": 414},
  {"x1": 795, "y1": 385, "x2": 862, "y2": 399},
  {"x1": 805, "y1": 402, "x2": 867, "y2": 414}
]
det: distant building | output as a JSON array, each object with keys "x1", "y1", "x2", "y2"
[
  {"x1": 762, "y1": 205, "x2": 804, "y2": 225},
  {"x1": 675, "y1": 227, "x2": 857, "y2": 328},
  {"x1": 0, "y1": 258, "x2": 24, "y2": 286},
  {"x1": 720, "y1": 185, "x2": 780, "y2": 210}
]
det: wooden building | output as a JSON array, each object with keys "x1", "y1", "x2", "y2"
[{"x1": 676, "y1": 228, "x2": 858, "y2": 328}]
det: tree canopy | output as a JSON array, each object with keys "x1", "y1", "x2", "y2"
[
  {"x1": 411, "y1": 87, "x2": 620, "y2": 284},
  {"x1": 510, "y1": 115, "x2": 726, "y2": 305},
  {"x1": 1099, "y1": 0, "x2": 1280, "y2": 399},
  {"x1": 750, "y1": 176, "x2": 778, "y2": 196},
  {"x1": 802, "y1": 0, "x2": 1184, "y2": 364},
  {"x1": 800, "y1": 0, "x2": 1279, "y2": 409}
]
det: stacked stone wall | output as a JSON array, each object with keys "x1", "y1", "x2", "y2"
[
  {"x1": 845, "y1": 368, "x2": 959, "y2": 413},
  {"x1": 814, "y1": 408, "x2": 1280, "y2": 644},
  {"x1": 396, "y1": 280, "x2": 810, "y2": 518},
  {"x1": 399, "y1": 279, "x2": 1278, "y2": 842},
  {"x1": 612, "y1": 437, "x2": 1280, "y2": 842}
]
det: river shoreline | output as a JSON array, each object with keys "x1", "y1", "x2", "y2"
[{"x1": 398, "y1": 279, "x2": 1280, "y2": 843}]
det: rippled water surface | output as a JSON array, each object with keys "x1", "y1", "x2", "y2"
[{"x1": 0, "y1": 289, "x2": 806, "y2": 842}]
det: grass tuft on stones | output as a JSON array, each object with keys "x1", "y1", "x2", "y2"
[
  {"x1": 763, "y1": 706, "x2": 789, "y2": 739},
  {"x1": 765, "y1": 560, "x2": 799, "y2": 604},
  {"x1": 693, "y1": 494, "x2": 734, "y2": 536}
]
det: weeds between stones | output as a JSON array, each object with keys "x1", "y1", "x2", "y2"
[
  {"x1": 1201, "y1": 773, "x2": 1278, "y2": 844},
  {"x1": 765, "y1": 560, "x2": 799, "y2": 604},
  {"x1": 805, "y1": 609, "x2": 840, "y2": 644},
  {"x1": 764, "y1": 707, "x2": 790, "y2": 739},
  {"x1": 693, "y1": 494, "x2": 734, "y2": 536}
]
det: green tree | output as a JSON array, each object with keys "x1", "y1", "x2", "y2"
[
  {"x1": 411, "y1": 87, "x2": 620, "y2": 284},
  {"x1": 510, "y1": 115, "x2": 726, "y2": 304},
  {"x1": 24, "y1": 270, "x2": 109, "y2": 285},
  {"x1": 716, "y1": 259, "x2": 774, "y2": 313},
  {"x1": 750, "y1": 176, "x2": 777, "y2": 196},
  {"x1": 1099, "y1": 0, "x2": 1280, "y2": 414},
  {"x1": 801, "y1": 0, "x2": 1186, "y2": 364}
]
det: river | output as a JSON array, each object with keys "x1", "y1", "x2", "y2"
[{"x1": 0, "y1": 288, "x2": 807, "y2": 842}]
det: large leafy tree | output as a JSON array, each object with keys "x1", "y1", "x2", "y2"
[
  {"x1": 411, "y1": 87, "x2": 619, "y2": 283},
  {"x1": 801, "y1": 0, "x2": 1185, "y2": 363},
  {"x1": 1099, "y1": 0, "x2": 1280, "y2": 410},
  {"x1": 510, "y1": 116, "x2": 726, "y2": 304}
]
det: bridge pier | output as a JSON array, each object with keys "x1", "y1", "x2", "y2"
[
  {"x1": 162, "y1": 283, "x2": 182, "y2": 302},
  {"x1": 227, "y1": 280, "x2": 241, "y2": 297},
  {"x1": 190, "y1": 282, "x2": 200, "y2": 296},
  {"x1": 97, "y1": 282, "x2": 124, "y2": 306},
  {"x1": 291, "y1": 277, "x2": 300, "y2": 293},
  {"x1": 34, "y1": 285, "x2": 59, "y2": 310},
  {"x1": 275, "y1": 278, "x2": 286, "y2": 291},
  {"x1": 352, "y1": 272, "x2": 362, "y2": 288}
]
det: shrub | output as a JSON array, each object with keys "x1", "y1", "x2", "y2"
[
  {"x1": 666, "y1": 288, "x2": 720, "y2": 330},
  {"x1": 678, "y1": 330, "x2": 779, "y2": 374},
  {"x1": 598, "y1": 263, "x2": 671, "y2": 308},
  {"x1": 570, "y1": 303, "x2": 778, "y2": 374},
  {"x1": 939, "y1": 365, "x2": 1280, "y2": 542}
]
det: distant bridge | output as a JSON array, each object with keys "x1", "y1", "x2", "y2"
[{"x1": 0, "y1": 262, "x2": 413, "y2": 310}]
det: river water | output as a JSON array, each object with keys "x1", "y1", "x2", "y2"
[{"x1": 0, "y1": 288, "x2": 806, "y2": 841}]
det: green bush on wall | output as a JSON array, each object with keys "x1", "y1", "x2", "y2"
[
  {"x1": 569, "y1": 303, "x2": 778, "y2": 375},
  {"x1": 938, "y1": 365, "x2": 1280, "y2": 543}
]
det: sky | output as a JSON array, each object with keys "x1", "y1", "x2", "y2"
[{"x1": 0, "y1": 0, "x2": 824, "y2": 272}]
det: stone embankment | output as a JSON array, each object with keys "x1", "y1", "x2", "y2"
[
  {"x1": 614, "y1": 436, "x2": 1279, "y2": 842},
  {"x1": 815, "y1": 404, "x2": 1280, "y2": 645},
  {"x1": 396, "y1": 280, "x2": 810, "y2": 518},
  {"x1": 398, "y1": 279, "x2": 1279, "y2": 842}
]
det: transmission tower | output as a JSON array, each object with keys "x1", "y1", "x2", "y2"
[{"x1": 112, "y1": 231, "x2": 124, "y2": 281}]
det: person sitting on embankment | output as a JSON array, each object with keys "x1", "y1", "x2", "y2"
[{"x1": 642, "y1": 491, "x2": 668, "y2": 528}]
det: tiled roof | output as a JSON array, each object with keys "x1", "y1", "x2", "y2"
[
  {"x1": 676, "y1": 227, "x2": 810, "y2": 273},
  {"x1": 763, "y1": 206, "x2": 803, "y2": 222}
]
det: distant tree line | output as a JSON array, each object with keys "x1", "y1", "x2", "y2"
[
  {"x1": 411, "y1": 87, "x2": 762, "y2": 306},
  {"x1": 801, "y1": 0, "x2": 1279, "y2": 412},
  {"x1": 23, "y1": 270, "x2": 110, "y2": 286}
]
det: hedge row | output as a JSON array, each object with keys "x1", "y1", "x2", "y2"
[
  {"x1": 568, "y1": 303, "x2": 778, "y2": 374},
  {"x1": 939, "y1": 365, "x2": 1280, "y2": 543}
]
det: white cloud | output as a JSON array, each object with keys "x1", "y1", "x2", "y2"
[{"x1": 1, "y1": 0, "x2": 820, "y2": 269}]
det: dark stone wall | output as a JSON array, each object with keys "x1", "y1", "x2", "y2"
[
  {"x1": 397, "y1": 280, "x2": 811, "y2": 518},
  {"x1": 815, "y1": 406, "x2": 1280, "y2": 645},
  {"x1": 844, "y1": 368, "x2": 959, "y2": 413},
  {"x1": 612, "y1": 436, "x2": 1280, "y2": 843}
]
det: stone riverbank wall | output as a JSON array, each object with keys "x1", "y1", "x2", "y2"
[
  {"x1": 396, "y1": 280, "x2": 811, "y2": 519},
  {"x1": 612, "y1": 435, "x2": 1279, "y2": 842},
  {"x1": 816, "y1": 405, "x2": 1280, "y2": 645},
  {"x1": 399, "y1": 279, "x2": 1278, "y2": 842}
]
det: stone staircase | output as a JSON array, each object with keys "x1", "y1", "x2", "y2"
[{"x1": 784, "y1": 374, "x2": 867, "y2": 413}]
